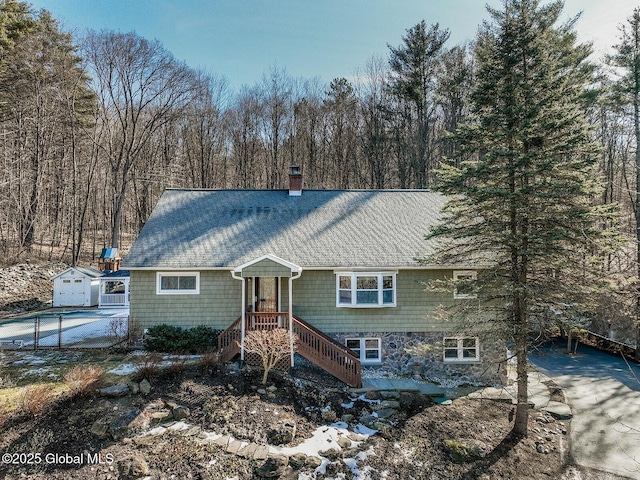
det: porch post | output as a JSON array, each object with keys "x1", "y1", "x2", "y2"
[
  {"x1": 289, "y1": 270, "x2": 302, "y2": 368},
  {"x1": 240, "y1": 276, "x2": 246, "y2": 361},
  {"x1": 289, "y1": 275, "x2": 293, "y2": 367},
  {"x1": 231, "y1": 270, "x2": 246, "y2": 361}
]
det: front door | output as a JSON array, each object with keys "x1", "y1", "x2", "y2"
[
  {"x1": 246, "y1": 277, "x2": 281, "y2": 329},
  {"x1": 255, "y1": 277, "x2": 278, "y2": 312}
]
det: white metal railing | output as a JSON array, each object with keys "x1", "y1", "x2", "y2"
[{"x1": 100, "y1": 293, "x2": 127, "y2": 305}]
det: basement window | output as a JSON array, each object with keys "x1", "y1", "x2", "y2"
[
  {"x1": 156, "y1": 272, "x2": 200, "y2": 295},
  {"x1": 346, "y1": 338, "x2": 382, "y2": 364},
  {"x1": 443, "y1": 337, "x2": 479, "y2": 363}
]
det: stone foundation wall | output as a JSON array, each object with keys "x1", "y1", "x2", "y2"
[{"x1": 331, "y1": 332, "x2": 507, "y2": 388}]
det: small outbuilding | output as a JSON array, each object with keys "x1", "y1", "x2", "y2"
[{"x1": 52, "y1": 266, "x2": 102, "y2": 307}]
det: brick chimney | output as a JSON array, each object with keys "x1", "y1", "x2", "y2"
[{"x1": 289, "y1": 165, "x2": 302, "y2": 196}]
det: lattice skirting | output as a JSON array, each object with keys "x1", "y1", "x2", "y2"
[{"x1": 244, "y1": 351, "x2": 291, "y2": 371}]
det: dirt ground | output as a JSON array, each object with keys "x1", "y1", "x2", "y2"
[
  {"x1": 0, "y1": 350, "x2": 574, "y2": 480},
  {"x1": 0, "y1": 261, "x2": 65, "y2": 314}
]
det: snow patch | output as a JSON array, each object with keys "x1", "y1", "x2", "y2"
[
  {"x1": 272, "y1": 424, "x2": 358, "y2": 457},
  {"x1": 356, "y1": 394, "x2": 381, "y2": 405},
  {"x1": 147, "y1": 426, "x2": 167, "y2": 435},
  {"x1": 108, "y1": 363, "x2": 137, "y2": 375},
  {"x1": 19, "y1": 366, "x2": 55, "y2": 379},
  {"x1": 354, "y1": 424, "x2": 378, "y2": 436},
  {"x1": 168, "y1": 421, "x2": 191, "y2": 431}
]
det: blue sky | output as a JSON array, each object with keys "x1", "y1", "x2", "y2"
[{"x1": 27, "y1": 0, "x2": 639, "y2": 92}]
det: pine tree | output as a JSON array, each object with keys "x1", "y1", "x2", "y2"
[
  {"x1": 0, "y1": 0, "x2": 33, "y2": 53},
  {"x1": 428, "y1": 0, "x2": 617, "y2": 436},
  {"x1": 609, "y1": 8, "x2": 640, "y2": 360},
  {"x1": 388, "y1": 21, "x2": 450, "y2": 188},
  {"x1": 0, "y1": 1, "x2": 94, "y2": 253}
]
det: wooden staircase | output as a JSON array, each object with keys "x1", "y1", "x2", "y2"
[
  {"x1": 218, "y1": 316, "x2": 242, "y2": 363},
  {"x1": 291, "y1": 315, "x2": 361, "y2": 388},
  {"x1": 217, "y1": 314, "x2": 362, "y2": 387}
]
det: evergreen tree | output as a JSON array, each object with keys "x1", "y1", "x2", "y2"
[
  {"x1": 0, "y1": 1, "x2": 94, "y2": 253},
  {"x1": 428, "y1": 0, "x2": 617, "y2": 436},
  {"x1": 388, "y1": 21, "x2": 450, "y2": 188},
  {"x1": 0, "y1": 0, "x2": 33, "y2": 53},
  {"x1": 609, "y1": 7, "x2": 640, "y2": 359}
]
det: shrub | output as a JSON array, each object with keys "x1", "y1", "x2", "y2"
[
  {"x1": 64, "y1": 365, "x2": 104, "y2": 396},
  {"x1": 199, "y1": 348, "x2": 219, "y2": 374},
  {"x1": 17, "y1": 384, "x2": 55, "y2": 416},
  {"x1": 144, "y1": 324, "x2": 219, "y2": 354},
  {"x1": 167, "y1": 354, "x2": 190, "y2": 377},
  {"x1": 107, "y1": 317, "x2": 128, "y2": 344},
  {"x1": 134, "y1": 352, "x2": 163, "y2": 381}
]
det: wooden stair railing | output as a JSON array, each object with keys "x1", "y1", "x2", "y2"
[
  {"x1": 217, "y1": 316, "x2": 242, "y2": 363},
  {"x1": 216, "y1": 314, "x2": 362, "y2": 388},
  {"x1": 292, "y1": 315, "x2": 362, "y2": 388},
  {"x1": 246, "y1": 312, "x2": 289, "y2": 330}
]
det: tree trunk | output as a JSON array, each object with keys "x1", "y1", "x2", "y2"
[
  {"x1": 635, "y1": 62, "x2": 640, "y2": 361},
  {"x1": 513, "y1": 318, "x2": 529, "y2": 437}
]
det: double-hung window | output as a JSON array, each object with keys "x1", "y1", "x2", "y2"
[
  {"x1": 453, "y1": 270, "x2": 477, "y2": 299},
  {"x1": 443, "y1": 337, "x2": 479, "y2": 362},
  {"x1": 336, "y1": 272, "x2": 396, "y2": 307},
  {"x1": 156, "y1": 272, "x2": 200, "y2": 295},
  {"x1": 346, "y1": 338, "x2": 382, "y2": 364}
]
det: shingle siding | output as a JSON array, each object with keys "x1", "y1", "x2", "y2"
[
  {"x1": 130, "y1": 268, "x2": 454, "y2": 332},
  {"x1": 130, "y1": 270, "x2": 241, "y2": 329},
  {"x1": 293, "y1": 270, "x2": 452, "y2": 333},
  {"x1": 241, "y1": 258, "x2": 294, "y2": 278}
]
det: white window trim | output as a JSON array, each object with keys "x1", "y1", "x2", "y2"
[
  {"x1": 453, "y1": 270, "x2": 477, "y2": 299},
  {"x1": 443, "y1": 337, "x2": 480, "y2": 363},
  {"x1": 346, "y1": 337, "x2": 382, "y2": 364},
  {"x1": 156, "y1": 272, "x2": 200, "y2": 295},
  {"x1": 336, "y1": 272, "x2": 396, "y2": 308}
]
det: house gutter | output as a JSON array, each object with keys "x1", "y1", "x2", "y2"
[{"x1": 124, "y1": 264, "x2": 491, "y2": 271}]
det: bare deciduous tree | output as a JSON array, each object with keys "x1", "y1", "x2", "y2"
[
  {"x1": 240, "y1": 328, "x2": 297, "y2": 385},
  {"x1": 355, "y1": 55, "x2": 393, "y2": 188},
  {"x1": 228, "y1": 86, "x2": 263, "y2": 188},
  {"x1": 182, "y1": 71, "x2": 229, "y2": 189},
  {"x1": 83, "y1": 30, "x2": 197, "y2": 249},
  {"x1": 260, "y1": 64, "x2": 293, "y2": 189}
]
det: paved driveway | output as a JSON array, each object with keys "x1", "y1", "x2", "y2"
[
  {"x1": 0, "y1": 309, "x2": 129, "y2": 348},
  {"x1": 530, "y1": 341, "x2": 640, "y2": 479}
]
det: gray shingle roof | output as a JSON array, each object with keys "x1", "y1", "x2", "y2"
[{"x1": 122, "y1": 189, "x2": 447, "y2": 269}]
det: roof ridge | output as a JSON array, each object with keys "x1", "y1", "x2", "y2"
[{"x1": 164, "y1": 188, "x2": 434, "y2": 193}]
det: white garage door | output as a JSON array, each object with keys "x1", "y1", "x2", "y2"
[{"x1": 58, "y1": 278, "x2": 86, "y2": 306}]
